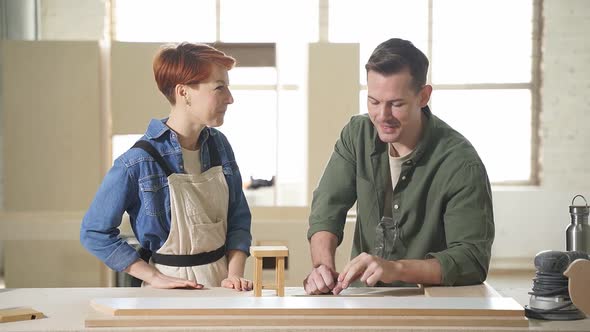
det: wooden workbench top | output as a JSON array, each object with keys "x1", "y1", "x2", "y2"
[{"x1": 0, "y1": 286, "x2": 588, "y2": 331}]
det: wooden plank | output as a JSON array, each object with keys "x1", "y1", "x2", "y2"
[
  {"x1": 564, "y1": 258, "x2": 590, "y2": 316},
  {"x1": 0, "y1": 307, "x2": 45, "y2": 323},
  {"x1": 250, "y1": 246, "x2": 289, "y2": 257},
  {"x1": 91, "y1": 296, "x2": 524, "y2": 317},
  {"x1": 424, "y1": 282, "x2": 502, "y2": 298},
  {"x1": 85, "y1": 313, "x2": 529, "y2": 328},
  {"x1": 276, "y1": 257, "x2": 285, "y2": 296},
  {"x1": 254, "y1": 257, "x2": 263, "y2": 297}
]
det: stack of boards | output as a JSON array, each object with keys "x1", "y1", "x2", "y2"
[{"x1": 86, "y1": 295, "x2": 527, "y2": 328}]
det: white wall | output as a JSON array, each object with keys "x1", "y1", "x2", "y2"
[{"x1": 488, "y1": 0, "x2": 590, "y2": 267}]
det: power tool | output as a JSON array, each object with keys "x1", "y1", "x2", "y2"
[{"x1": 524, "y1": 250, "x2": 590, "y2": 320}]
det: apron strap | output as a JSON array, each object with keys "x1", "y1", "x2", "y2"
[
  {"x1": 151, "y1": 245, "x2": 226, "y2": 267},
  {"x1": 131, "y1": 140, "x2": 173, "y2": 177}
]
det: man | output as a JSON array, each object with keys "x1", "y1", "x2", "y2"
[{"x1": 304, "y1": 38, "x2": 494, "y2": 295}]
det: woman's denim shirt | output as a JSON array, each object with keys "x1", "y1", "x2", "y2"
[{"x1": 80, "y1": 119, "x2": 252, "y2": 272}]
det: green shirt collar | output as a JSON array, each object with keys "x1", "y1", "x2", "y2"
[{"x1": 371, "y1": 105, "x2": 434, "y2": 167}]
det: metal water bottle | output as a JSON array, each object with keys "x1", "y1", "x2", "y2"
[{"x1": 566, "y1": 194, "x2": 590, "y2": 254}]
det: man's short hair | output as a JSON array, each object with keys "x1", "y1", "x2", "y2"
[{"x1": 365, "y1": 38, "x2": 429, "y2": 93}]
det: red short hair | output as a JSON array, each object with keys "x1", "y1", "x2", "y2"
[{"x1": 153, "y1": 42, "x2": 236, "y2": 104}]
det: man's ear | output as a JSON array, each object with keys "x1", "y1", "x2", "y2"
[{"x1": 419, "y1": 85, "x2": 433, "y2": 107}]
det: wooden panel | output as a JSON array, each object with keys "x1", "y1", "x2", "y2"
[
  {"x1": 213, "y1": 43, "x2": 275, "y2": 67},
  {"x1": 0, "y1": 307, "x2": 45, "y2": 323},
  {"x1": 91, "y1": 296, "x2": 524, "y2": 317},
  {"x1": 424, "y1": 282, "x2": 502, "y2": 298},
  {"x1": 307, "y1": 43, "x2": 359, "y2": 203},
  {"x1": 4, "y1": 239, "x2": 103, "y2": 287},
  {"x1": 250, "y1": 245, "x2": 289, "y2": 257},
  {"x1": 111, "y1": 42, "x2": 168, "y2": 135},
  {"x1": 85, "y1": 313, "x2": 529, "y2": 328},
  {"x1": 1, "y1": 40, "x2": 102, "y2": 211}
]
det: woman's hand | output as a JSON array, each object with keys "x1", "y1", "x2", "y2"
[
  {"x1": 124, "y1": 258, "x2": 203, "y2": 289},
  {"x1": 221, "y1": 276, "x2": 253, "y2": 291},
  {"x1": 146, "y1": 272, "x2": 204, "y2": 289}
]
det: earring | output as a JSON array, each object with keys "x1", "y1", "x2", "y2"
[{"x1": 184, "y1": 94, "x2": 191, "y2": 106}]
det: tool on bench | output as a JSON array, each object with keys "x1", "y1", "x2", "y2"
[{"x1": 525, "y1": 194, "x2": 590, "y2": 320}]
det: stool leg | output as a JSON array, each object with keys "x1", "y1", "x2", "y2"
[
  {"x1": 276, "y1": 257, "x2": 285, "y2": 297},
  {"x1": 254, "y1": 257, "x2": 263, "y2": 297}
]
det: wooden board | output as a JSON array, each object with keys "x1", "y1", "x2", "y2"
[
  {"x1": 91, "y1": 296, "x2": 524, "y2": 317},
  {"x1": 0, "y1": 307, "x2": 45, "y2": 323},
  {"x1": 564, "y1": 258, "x2": 590, "y2": 315},
  {"x1": 86, "y1": 313, "x2": 529, "y2": 328},
  {"x1": 424, "y1": 282, "x2": 502, "y2": 298}
]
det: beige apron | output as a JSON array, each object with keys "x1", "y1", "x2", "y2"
[{"x1": 149, "y1": 166, "x2": 229, "y2": 287}]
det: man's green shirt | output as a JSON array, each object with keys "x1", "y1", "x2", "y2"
[{"x1": 308, "y1": 107, "x2": 494, "y2": 286}]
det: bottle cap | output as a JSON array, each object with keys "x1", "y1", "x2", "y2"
[{"x1": 570, "y1": 195, "x2": 589, "y2": 215}]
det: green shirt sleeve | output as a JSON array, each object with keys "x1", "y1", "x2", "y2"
[
  {"x1": 427, "y1": 161, "x2": 495, "y2": 285},
  {"x1": 307, "y1": 119, "x2": 358, "y2": 245}
]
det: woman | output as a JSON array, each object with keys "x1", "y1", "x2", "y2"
[{"x1": 81, "y1": 43, "x2": 252, "y2": 290}]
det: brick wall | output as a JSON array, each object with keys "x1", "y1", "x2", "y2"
[{"x1": 541, "y1": 0, "x2": 590, "y2": 190}]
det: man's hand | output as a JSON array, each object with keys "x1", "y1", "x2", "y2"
[
  {"x1": 333, "y1": 253, "x2": 401, "y2": 295},
  {"x1": 146, "y1": 271, "x2": 204, "y2": 289},
  {"x1": 303, "y1": 264, "x2": 339, "y2": 295},
  {"x1": 221, "y1": 276, "x2": 253, "y2": 291}
]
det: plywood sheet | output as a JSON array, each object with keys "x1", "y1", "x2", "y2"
[
  {"x1": 424, "y1": 282, "x2": 502, "y2": 298},
  {"x1": 85, "y1": 313, "x2": 529, "y2": 328},
  {"x1": 91, "y1": 296, "x2": 524, "y2": 317}
]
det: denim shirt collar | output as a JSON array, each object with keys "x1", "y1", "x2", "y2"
[{"x1": 144, "y1": 118, "x2": 215, "y2": 148}]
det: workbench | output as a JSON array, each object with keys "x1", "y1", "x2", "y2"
[{"x1": 0, "y1": 285, "x2": 588, "y2": 331}]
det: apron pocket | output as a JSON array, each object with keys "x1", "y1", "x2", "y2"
[{"x1": 191, "y1": 218, "x2": 226, "y2": 252}]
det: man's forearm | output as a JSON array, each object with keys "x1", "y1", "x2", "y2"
[
  {"x1": 310, "y1": 231, "x2": 338, "y2": 270},
  {"x1": 390, "y1": 258, "x2": 442, "y2": 285}
]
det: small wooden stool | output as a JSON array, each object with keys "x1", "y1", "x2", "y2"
[{"x1": 250, "y1": 246, "x2": 289, "y2": 297}]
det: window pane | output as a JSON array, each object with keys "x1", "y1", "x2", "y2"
[
  {"x1": 220, "y1": 0, "x2": 319, "y2": 42},
  {"x1": 359, "y1": 89, "x2": 368, "y2": 114},
  {"x1": 432, "y1": 0, "x2": 533, "y2": 84},
  {"x1": 430, "y1": 89, "x2": 531, "y2": 182},
  {"x1": 230, "y1": 67, "x2": 277, "y2": 85},
  {"x1": 112, "y1": 134, "x2": 143, "y2": 162},
  {"x1": 329, "y1": 0, "x2": 429, "y2": 84},
  {"x1": 277, "y1": 90, "x2": 306, "y2": 206},
  {"x1": 114, "y1": 0, "x2": 216, "y2": 42},
  {"x1": 219, "y1": 90, "x2": 277, "y2": 182},
  {"x1": 277, "y1": 42, "x2": 308, "y2": 85}
]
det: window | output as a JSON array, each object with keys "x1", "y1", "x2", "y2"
[
  {"x1": 112, "y1": 0, "x2": 317, "y2": 205},
  {"x1": 112, "y1": 0, "x2": 540, "y2": 209},
  {"x1": 331, "y1": 0, "x2": 539, "y2": 184}
]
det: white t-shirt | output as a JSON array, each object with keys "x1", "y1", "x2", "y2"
[
  {"x1": 389, "y1": 144, "x2": 413, "y2": 191},
  {"x1": 181, "y1": 147, "x2": 202, "y2": 175}
]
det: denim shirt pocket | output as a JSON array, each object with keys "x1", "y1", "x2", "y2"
[{"x1": 138, "y1": 174, "x2": 170, "y2": 217}]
